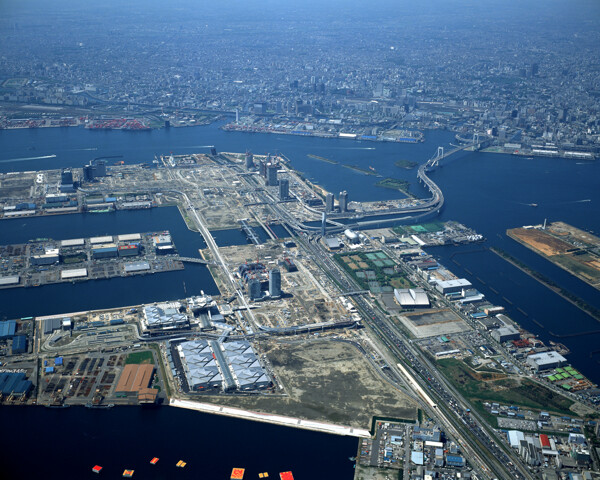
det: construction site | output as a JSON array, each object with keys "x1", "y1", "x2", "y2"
[{"x1": 508, "y1": 221, "x2": 600, "y2": 290}]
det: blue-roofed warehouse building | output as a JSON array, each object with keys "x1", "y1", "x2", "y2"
[
  {"x1": 0, "y1": 372, "x2": 32, "y2": 395},
  {"x1": 12, "y1": 335, "x2": 27, "y2": 354},
  {"x1": 446, "y1": 455, "x2": 466, "y2": 467},
  {"x1": 0, "y1": 320, "x2": 16, "y2": 339}
]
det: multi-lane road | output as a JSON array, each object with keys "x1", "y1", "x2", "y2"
[{"x1": 296, "y1": 235, "x2": 533, "y2": 480}]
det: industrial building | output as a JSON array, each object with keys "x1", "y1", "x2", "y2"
[
  {"x1": 323, "y1": 237, "x2": 342, "y2": 250},
  {"x1": 0, "y1": 320, "x2": 17, "y2": 339},
  {"x1": 118, "y1": 244, "x2": 139, "y2": 257},
  {"x1": 492, "y1": 326, "x2": 521, "y2": 343},
  {"x1": 90, "y1": 235, "x2": 113, "y2": 245},
  {"x1": 177, "y1": 339, "x2": 270, "y2": 392},
  {"x1": 0, "y1": 372, "x2": 32, "y2": 396},
  {"x1": 92, "y1": 244, "x2": 119, "y2": 259},
  {"x1": 394, "y1": 288, "x2": 430, "y2": 308},
  {"x1": 117, "y1": 233, "x2": 142, "y2": 242},
  {"x1": 280, "y1": 258, "x2": 297, "y2": 272},
  {"x1": 220, "y1": 341, "x2": 271, "y2": 391},
  {"x1": 11, "y1": 335, "x2": 27, "y2": 354},
  {"x1": 141, "y1": 303, "x2": 189, "y2": 332},
  {"x1": 435, "y1": 279, "x2": 472, "y2": 295},
  {"x1": 45, "y1": 193, "x2": 68, "y2": 203},
  {"x1": 177, "y1": 339, "x2": 224, "y2": 391},
  {"x1": 344, "y1": 229, "x2": 359, "y2": 244},
  {"x1": 124, "y1": 261, "x2": 150, "y2": 273},
  {"x1": 526, "y1": 351, "x2": 567, "y2": 371},
  {"x1": 42, "y1": 318, "x2": 62, "y2": 335},
  {"x1": 0, "y1": 275, "x2": 20, "y2": 287},
  {"x1": 153, "y1": 234, "x2": 174, "y2": 254},
  {"x1": 115, "y1": 363, "x2": 157, "y2": 403},
  {"x1": 61, "y1": 268, "x2": 87, "y2": 280},
  {"x1": 30, "y1": 248, "x2": 60, "y2": 265},
  {"x1": 60, "y1": 238, "x2": 85, "y2": 248}
]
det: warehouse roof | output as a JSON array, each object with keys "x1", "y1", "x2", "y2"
[
  {"x1": 220, "y1": 341, "x2": 270, "y2": 390},
  {"x1": 142, "y1": 303, "x2": 188, "y2": 330},
  {"x1": 90, "y1": 235, "x2": 113, "y2": 244},
  {"x1": 323, "y1": 237, "x2": 341, "y2": 249},
  {"x1": 115, "y1": 364, "x2": 155, "y2": 393},
  {"x1": 61, "y1": 268, "x2": 88, "y2": 279},
  {"x1": 60, "y1": 238, "x2": 85, "y2": 247},
  {"x1": 0, "y1": 320, "x2": 17, "y2": 338},
  {"x1": 527, "y1": 351, "x2": 567, "y2": 367},
  {"x1": 0, "y1": 372, "x2": 32, "y2": 395},
  {"x1": 394, "y1": 288, "x2": 430, "y2": 307},
  {"x1": 178, "y1": 340, "x2": 224, "y2": 389},
  {"x1": 436, "y1": 278, "x2": 472, "y2": 289},
  {"x1": 0, "y1": 275, "x2": 20, "y2": 286},
  {"x1": 124, "y1": 261, "x2": 150, "y2": 273},
  {"x1": 118, "y1": 233, "x2": 142, "y2": 241}
]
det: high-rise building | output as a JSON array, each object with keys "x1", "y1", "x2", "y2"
[
  {"x1": 279, "y1": 178, "x2": 289, "y2": 200},
  {"x1": 94, "y1": 160, "x2": 106, "y2": 177},
  {"x1": 325, "y1": 193, "x2": 334, "y2": 212},
  {"x1": 269, "y1": 269, "x2": 281, "y2": 298},
  {"x1": 249, "y1": 278, "x2": 262, "y2": 300},
  {"x1": 61, "y1": 168, "x2": 73, "y2": 185},
  {"x1": 245, "y1": 151, "x2": 254, "y2": 170},
  {"x1": 267, "y1": 164, "x2": 278, "y2": 186},
  {"x1": 321, "y1": 212, "x2": 327, "y2": 236},
  {"x1": 83, "y1": 164, "x2": 96, "y2": 182},
  {"x1": 339, "y1": 190, "x2": 348, "y2": 212},
  {"x1": 259, "y1": 160, "x2": 267, "y2": 178}
]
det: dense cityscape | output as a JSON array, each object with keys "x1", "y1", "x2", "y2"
[{"x1": 1, "y1": 1, "x2": 600, "y2": 155}]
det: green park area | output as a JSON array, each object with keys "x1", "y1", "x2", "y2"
[
  {"x1": 394, "y1": 159, "x2": 418, "y2": 169},
  {"x1": 375, "y1": 177, "x2": 410, "y2": 194},
  {"x1": 394, "y1": 221, "x2": 445, "y2": 235},
  {"x1": 335, "y1": 251, "x2": 413, "y2": 293},
  {"x1": 125, "y1": 351, "x2": 154, "y2": 365},
  {"x1": 437, "y1": 358, "x2": 575, "y2": 421}
]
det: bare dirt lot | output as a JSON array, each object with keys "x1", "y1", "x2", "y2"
[
  {"x1": 196, "y1": 340, "x2": 417, "y2": 429},
  {"x1": 508, "y1": 227, "x2": 573, "y2": 256}
]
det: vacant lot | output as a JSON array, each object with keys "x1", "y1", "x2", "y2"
[
  {"x1": 125, "y1": 351, "x2": 154, "y2": 365},
  {"x1": 438, "y1": 358, "x2": 574, "y2": 416},
  {"x1": 508, "y1": 228, "x2": 573, "y2": 256},
  {"x1": 197, "y1": 340, "x2": 417, "y2": 429}
]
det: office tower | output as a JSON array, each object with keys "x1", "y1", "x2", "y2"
[
  {"x1": 279, "y1": 178, "x2": 289, "y2": 200},
  {"x1": 339, "y1": 190, "x2": 348, "y2": 212},
  {"x1": 325, "y1": 193, "x2": 334, "y2": 212},
  {"x1": 245, "y1": 151, "x2": 254, "y2": 170},
  {"x1": 267, "y1": 164, "x2": 278, "y2": 186},
  {"x1": 269, "y1": 269, "x2": 281, "y2": 298}
]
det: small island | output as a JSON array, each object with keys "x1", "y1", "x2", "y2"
[
  {"x1": 394, "y1": 159, "x2": 418, "y2": 169},
  {"x1": 375, "y1": 177, "x2": 410, "y2": 193}
]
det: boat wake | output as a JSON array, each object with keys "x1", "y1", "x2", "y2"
[{"x1": 0, "y1": 154, "x2": 57, "y2": 163}]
